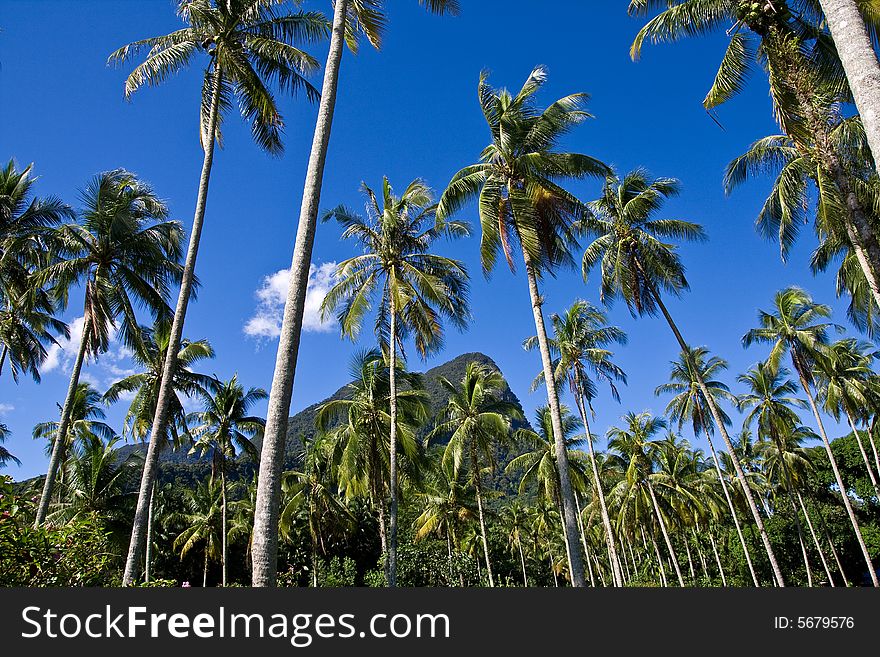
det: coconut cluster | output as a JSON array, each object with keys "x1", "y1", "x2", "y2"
[{"x1": 735, "y1": 1, "x2": 791, "y2": 34}]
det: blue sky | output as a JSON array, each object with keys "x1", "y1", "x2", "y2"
[{"x1": 1, "y1": 0, "x2": 855, "y2": 479}]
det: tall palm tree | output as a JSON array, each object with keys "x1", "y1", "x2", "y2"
[
  {"x1": 34, "y1": 171, "x2": 183, "y2": 527},
  {"x1": 253, "y1": 0, "x2": 461, "y2": 589},
  {"x1": 743, "y1": 286, "x2": 878, "y2": 586},
  {"x1": 607, "y1": 412, "x2": 685, "y2": 587},
  {"x1": 429, "y1": 362, "x2": 521, "y2": 587},
  {"x1": 173, "y1": 478, "x2": 222, "y2": 587},
  {"x1": 413, "y1": 459, "x2": 476, "y2": 586},
  {"x1": 816, "y1": 0, "x2": 880, "y2": 176},
  {"x1": 109, "y1": 0, "x2": 327, "y2": 587},
  {"x1": 0, "y1": 160, "x2": 72, "y2": 381},
  {"x1": 629, "y1": 0, "x2": 880, "y2": 309},
  {"x1": 188, "y1": 375, "x2": 266, "y2": 587},
  {"x1": 317, "y1": 349, "x2": 429, "y2": 583},
  {"x1": 738, "y1": 360, "x2": 818, "y2": 585},
  {"x1": 437, "y1": 67, "x2": 609, "y2": 586},
  {"x1": 320, "y1": 177, "x2": 469, "y2": 585},
  {"x1": 525, "y1": 300, "x2": 628, "y2": 586},
  {"x1": 582, "y1": 167, "x2": 786, "y2": 586},
  {"x1": 280, "y1": 433, "x2": 354, "y2": 587},
  {"x1": 0, "y1": 424, "x2": 19, "y2": 469},
  {"x1": 499, "y1": 502, "x2": 531, "y2": 586},
  {"x1": 656, "y1": 347, "x2": 761, "y2": 586},
  {"x1": 813, "y1": 338, "x2": 880, "y2": 501}
]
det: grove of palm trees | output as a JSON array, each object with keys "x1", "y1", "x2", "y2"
[{"x1": 3, "y1": 0, "x2": 880, "y2": 591}]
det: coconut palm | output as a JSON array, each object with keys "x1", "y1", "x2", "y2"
[
  {"x1": 320, "y1": 177, "x2": 469, "y2": 585},
  {"x1": 317, "y1": 349, "x2": 429, "y2": 583},
  {"x1": 738, "y1": 360, "x2": 820, "y2": 584},
  {"x1": 607, "y1": 413, "x2": 686, "y2": 586},
  {"x1": 743, "y1": 285, "x2": 878, "y2": 586},
  {"x1": 0, "y1": 424, "x2": 18, "y2": 469},
  {"x1": 280, "y1": 434, "x2": 354, "y2": 587},
  {"x1": 437, "y1": 66, "x2": 609, "y2": 586},
  {"x1": 188, "y1": 375, "x2": 266, "y2": 586},
  {"x1": 413, "y1": 459, "x2": 476, "y2": 586},
  {"x1": 816, "y1": 0, "x2": 880, "y2": 177},
  {"x1": 110, "y1": 0, "x2": 328, "y2": 587},
  {"x1": 630, "y1": 1, "x2": 880, "y2": 312},
  {"x1": 582, "y1": 167, "x2": 786, "y2": 586},
  {"x1": 429, "y1": 362, "x2": 521, "y2": 587},
  {"x1": 0, "y1": 160, "x2": 72, "y2": 381},
  {"x1": 499, "y1": 502, "x2": 532, "y2": 586},
  {"x1": 32, "y1": 170, "x2": 183, "y2": 527},
  {"x1": 525, "y1": 300, "x2": 628, "y2": 586},
  {"x1": 253, "y1": 0, "x2": 461, "y2": 589},
  {"x1": 656, "y1": 347, "x2": 761, "y2": 586},
  {"x1": 813, "y1": 338, "x2": 880, "y2": 501},
  {"x1": 173, "y1": 478, "x2": 222, "y2": 587}
]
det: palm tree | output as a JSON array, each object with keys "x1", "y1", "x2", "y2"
[
  {"x1": 280, "y1": 434, "x2": 354, "y2": 587},
  {"x1": 656, "y1": 347, "x2": 761, "y2": 586},
  {"x1": 525, "y1": 300, "x2": 627, "y2": 586},
  {"x1": 582, "y1": 167, "x2": 786, "y2": 586},
  {"x1": 173, "y1": 478, "x2": 222, "y2": 587},
  {"x1": 320, "y1": 177, "x2": 469, "y2": 585},
  {"x1": 0, "y1": 424, "x2": 19, "y2": 469},
  {"x1": 109, "y1": 0, "x2": 328, "y2": 587},
  {"x1": 437, "y1": 67, "x2": 609, "y2": 587},
  {"x1": 413, "y1": 459, "x2": 476, "y2": 586},
  {"x1": 103, "y1": 319, "x2": 214, "y2": 582},
  {"x1": 32, "y1": 170, "x2": 183, "y2": 527},
  {"x1": 51, "y1": 434, "x2": 143, "y2": 547},
  {"x1": 743, "y1": 286, "x2": 878, "y2": 586},
  {"x1": 0, "y1": 160, "x2": 72, "y2": 381},
  {"x1": 813, "y1": 338, "x2": 880, "y2": 501},
  {"x1": 317, "y1": 349, "x2": 429, "y2": 583},
  {"x1": 738, "y1": 360, "x2": 819, "y2": 585},
  {"x1": 499, "y1": 502, "x2": 531, "y2": 586},
  {"x1": 607, "y1": 413, "x2": 685, "y2": 587},
  {"x1": 188, "y1": 375, "x2": 266, "y2": 587},
  {"x1": 629, "y1": 1, "x2": 880, "y2": 309},
  {"x1": 816, "y1": 0, "x2": 880, "y2": 177},
  {"x1": 253, "y1": 0, "x2": 461, "y2": 589},
  {"x1": 429, "y1": 362, "x2": 521, "y2": 587}
]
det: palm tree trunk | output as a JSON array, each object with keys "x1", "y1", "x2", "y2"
[
  {"x1": 522, "y1": 254, "x2": 585, "y2": 587},
  {"x1": 387, "y1": 298, "x2": 399, "y2": 587},
  {"x1": 377, "y1": 494, "x2": 389, "y2": 584},
  {"x1": 646, "y1": 480, "x2": 685, "y2": 586},
  {"x1": 446, "y1": 529, "x2": 454, "y2": 585},
  {"x1": 772, "y1": 429, "x2": 814, "y2": 586},
  {"x1": 650, "y1": 532, "x2": 668, "y2": 587},
  {"x1": 795, "y1": 367, "x2": 879, "y2": 587},
  {"x1": 868, "y1": 424, "x2": 880, "y2": 479},
  {"x1": 702, "y1": 425, "x2": 760, "y2": 586},
  {"x1": 549, "y1": 553, "x2": 558, "y2": 587},
  {"x1": 708, "y1": 532, "x2": 727, "y2": 586},
  {"x1": 517, "y1": 535, "x2": 529, "y2": 587},
  {"x1": 814, "y1": 500, "x2": 849, "y2": 586},
  {"x1": 145, "y1": 485, "x2": 155, "y2": 584},
  {"x1": 693, "y1": 529, "x2": 709, "y2": 581},
  {"x1": 35, "y1": 321, "x2": 88, "y2": 526},
  {"x1": 817, "y1": 0, "x2": 880, "y2": 180},
  {"x1": 203, "y1": 548, "x2": 208, "y2": 588},
  {"x1": 844, "y1": 412, "x2": 880, "y2": 501},
  {"x1": 472, "y1": 446, "x2": 494, "y2": 587},
  {"x1": 640, "y1": 264, "x2": 786, "y2": 586},
  {"x1": 574, "y1": 493, "x2": 596, "y2": 587},
  {"x1": 251, "y1": 0, "x2": 351, "y2": 589},
  {"x1": 797, "y1": 491, "x2": 834, "y2": 587},
  {"x1": 683, "y1": 535, "x2": 696, "y2": 583},
  {"x1": 221, "y1": 457, "x2": 227, "y2": 588},
  {"x1": 122, "y1": 68, "x2": 223, "y2": 586},
  {"x1": 575, "y1": 390, "x2": 623, "y2": 586},
  {"x1": 593, "y1": 554, "x2": 606, "y2": 587},
  {"x1": 0, "y1": 345, "x2": 7, "y2": 377}
]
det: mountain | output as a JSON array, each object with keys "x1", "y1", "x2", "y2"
[{"x1": 108, "y1": 352, "x2": 531, "y2": 484}]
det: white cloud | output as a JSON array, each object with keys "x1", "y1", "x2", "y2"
[
  {"x1": 244, "y1": 262, "x2": 338, "y2": 340},
  {"x1": 41, "y1": 316, "x2": 86, "y2": 373},
  {"x1": 0, "y1": 403, "x2": 13, "y2": 416}
]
